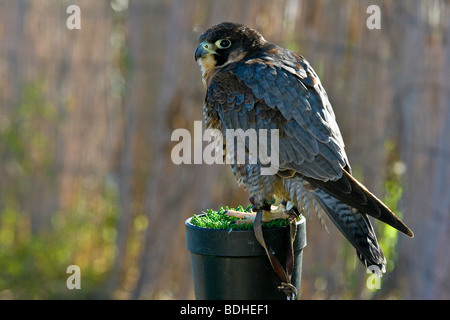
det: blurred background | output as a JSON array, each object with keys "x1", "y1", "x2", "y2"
[{"x1": 0, "y1": 0, "x2": 448, "y2": 299}]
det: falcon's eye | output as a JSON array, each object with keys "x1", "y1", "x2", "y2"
[{"x1": 215, "y1": 39, "x2": 231, "y2": 49}]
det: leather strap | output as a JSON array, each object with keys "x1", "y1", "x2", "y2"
[{"x1": 254, "y1": 210, "x2": 298, "y2": 300}]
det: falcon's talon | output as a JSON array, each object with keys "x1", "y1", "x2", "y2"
[
  {"x1": 226, "y1": 205, "x2": 296, "y2": 223},
  {"x1": 269, "y1": 202, "x2": 300, "y2": 222},
  {"x1": 226, "y1": 210, "x2": 256, "y2": 225},
  {"x1": 225, "y1": 209, "x2": 256, "y2": 220}
]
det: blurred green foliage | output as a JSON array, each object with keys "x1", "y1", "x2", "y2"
[
  {"x1": 363, "y1": 139, "x2": 404, "y2": 297},
  {"x1": 0, "y1": 81, "x2": 119, "y2": 299},
  {"x1": 377, "y1": 139, "x2": 405, "y2": 273}
]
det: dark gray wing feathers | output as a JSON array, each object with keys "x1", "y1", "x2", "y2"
[{"x1": 208, "y1": 50, "x2": 348, "y2": 182}]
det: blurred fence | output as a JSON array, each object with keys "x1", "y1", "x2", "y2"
[{"x1": 0, "y1": 0, "x2": 448, "y2": 299}]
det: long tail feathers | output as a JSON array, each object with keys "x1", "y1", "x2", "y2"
[
  {"x1": 312, "y1": 188, "x2": 387, "y2": 272},
  {"x1": 284, "y1": 172, "x2": 413, "y2": 272},
  {"x1": 305, "y1": 168, "x2": 414, "y2": 238}
]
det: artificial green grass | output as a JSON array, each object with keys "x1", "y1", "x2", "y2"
[{"x1": 190, "y1": 205, "x2": 290, "y2": 230}]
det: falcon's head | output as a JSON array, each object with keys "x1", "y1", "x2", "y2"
[{"x1": 195, "y1": 22, "x2": 267, "y2": 86}]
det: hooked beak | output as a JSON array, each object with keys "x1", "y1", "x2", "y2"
[{"x1": 195, "y1": 41, "x2": 217, "y2": 61}]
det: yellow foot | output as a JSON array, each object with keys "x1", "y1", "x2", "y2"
[
  {"x1": 225, "y1": 202, "x2": 295, "y2": 225},
  {"x1": 225, "y1": 210, "x2": 256, "y2": 225}
]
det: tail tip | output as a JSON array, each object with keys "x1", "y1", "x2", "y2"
[{"x1": 406, "y1": 228, "x2": 414, "y2": 238}]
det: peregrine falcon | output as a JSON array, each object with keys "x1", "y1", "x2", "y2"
[{"x1": 195, "y1": 22, "x2": 413, "y2": 274}]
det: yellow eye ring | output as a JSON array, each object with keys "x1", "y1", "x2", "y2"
[{"x1": 215, "y1": 39, "x2": 231, "y2": 49}]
